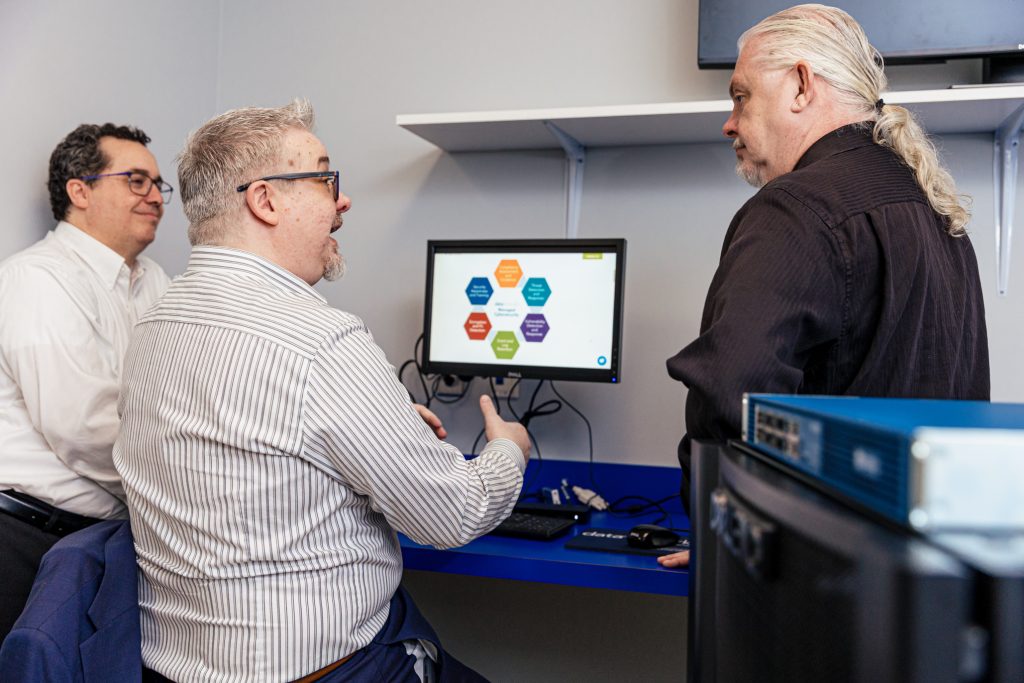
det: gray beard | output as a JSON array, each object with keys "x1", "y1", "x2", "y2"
[
  {"x1": 735, "y1": 161, "x2": 766, "y2": 188},
  {"x1": 323, "y1": 252, "x2": 347, "y2": 281}
]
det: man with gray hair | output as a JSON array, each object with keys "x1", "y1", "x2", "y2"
[
  {"x1": 0, "y1": 123, "x2": 171, "y2": 637},
  {"x1": 114, "y1": 99, "x2": 529, "y2": 681},
  {"x1": 662, "y1": 4, "x2": 989, "y2": 568}
]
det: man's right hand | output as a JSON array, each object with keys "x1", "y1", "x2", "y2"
[{"x1": 479, "y1": 394, "x2": 531, "y2": 464}]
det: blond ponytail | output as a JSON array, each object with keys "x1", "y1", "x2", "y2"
[{"x1": 873, "y1": 104, "x2": 970, "y2": 236}]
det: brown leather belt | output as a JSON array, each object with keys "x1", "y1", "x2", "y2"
[{"x1": 293, "y1": 652, "x2": 355, "y2": 683}]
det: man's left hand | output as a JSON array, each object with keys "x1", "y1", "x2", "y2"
[
  {"x1": 413, "y1": 404, "x2": 447, "y2": 439},
  {"x1": 657, "y1": 550, "x2": 690, "y2": 568}
]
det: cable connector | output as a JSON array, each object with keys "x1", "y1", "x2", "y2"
[{"x1": 572, "y1": 486, "x2": 608, "y2": 511}]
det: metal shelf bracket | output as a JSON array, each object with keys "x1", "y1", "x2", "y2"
[
  {"x1": 994, "y1": 102, "x2": 1024, "y2": 296},
  {"x1": 544, "y1": 121, "x2": 586, "y2": 239}
]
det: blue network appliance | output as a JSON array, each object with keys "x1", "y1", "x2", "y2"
[{"x1": 741, "y1": 395, "x2": 1024, "y2": 532}]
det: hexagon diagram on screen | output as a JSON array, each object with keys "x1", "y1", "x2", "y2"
[
  {"x1": 494, "y1": 260, "x2": 523, "y2": 288},
  {"x1": 465, "y1": 277, "x2": 493, "y2": 305},
  {"x1": 520, "y1": 314, "x2": 549, "y2": 342},
  {"x1": 491, "y1": 331, "x2": 519, "y2": 359},
  {"x1": 464, "y1": 312, "x2": 492, "y2": 340},
  {"x1": 521, "y1": 277, "x2": 551, "y2": 307}
]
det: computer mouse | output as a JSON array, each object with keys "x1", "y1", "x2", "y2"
[{"x1": 627, "y1": 524, "x2": 681, "y2": 549}]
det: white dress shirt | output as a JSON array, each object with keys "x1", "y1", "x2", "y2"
[
  {"x1": 114, "y1": 247, "x2": 524, "y2": 683},
  {"x1": 0, "y1": 221, "x2": 169, "y2": 518}
]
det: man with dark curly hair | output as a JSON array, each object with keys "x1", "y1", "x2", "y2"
[{"x1": 0, "y1": 123, "x2": 171, "y2": 638}]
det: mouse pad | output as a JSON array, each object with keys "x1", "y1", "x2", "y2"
[{"x1": 564, "y1": 528, "x2": 691, "y2": 556}]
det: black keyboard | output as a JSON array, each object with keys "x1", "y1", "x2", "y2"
[{"x1": 491, "y1": 512, "x2": 577, "y2": 540}]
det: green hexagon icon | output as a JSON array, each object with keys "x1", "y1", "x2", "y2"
[{"x1": 490, "y1": 331, "x2": 520, "y2": 359}]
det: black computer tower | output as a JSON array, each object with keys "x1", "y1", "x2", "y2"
[{"x1": 688, "y1": 440, "x2": 1023, "y2": 683}]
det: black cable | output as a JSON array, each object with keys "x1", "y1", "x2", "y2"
[
  {"x1": 397, "y1": 359, "x2": 420, "y2": 403},
  {"x1": 505, "y1": 378, "x2": 524, "y2": 422},
  {"x1": 519, "y1": 399, "x2": 561, "y2": 429},
  {"x1": 521, "y1": 429, "x2": 543, "y2": 496},
  {"x1": 488, "y1": 377, "x2": 501, "y2": 416},
  {"x1": 412, "y1": 334, "x2": 431, "y2": 409},
  {"x1": 607, "y1": 495, "x2": 674, "y2": 530},
  {"x1": 515, "y1": 379, "x2": 564, "y2": 429},
  {"x1": 471, "y1": 426, "x2": 486, "y2": 455},
  {"x1": 398, "y1": 335, "x2": 431, "y2": 407},
  {"x1": 526, "y1": 379, "x2": 545, "y2": 415},
  {"x1": 549, "y1": 382, "x2": 597, "y2": 490}
]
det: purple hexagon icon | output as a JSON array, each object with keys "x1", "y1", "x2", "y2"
[{"x1": 520, "y1": 313, "x2": 549, "y2": 342}]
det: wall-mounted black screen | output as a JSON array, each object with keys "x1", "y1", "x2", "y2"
[{"x1": 699, "y1": 0, "x2": 1024, "y2": 68}]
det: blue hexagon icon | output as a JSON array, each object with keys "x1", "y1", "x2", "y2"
[
  {"x1": 465, "y1": 277, "x2": 494, "y2": 305},
  {"x1": 521, "y1": 277, "x2": 551, "y2": 306}
]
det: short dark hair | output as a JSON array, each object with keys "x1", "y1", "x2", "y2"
[{"x1": 47, "y1": 123, "x2": 152, "y2": 221}]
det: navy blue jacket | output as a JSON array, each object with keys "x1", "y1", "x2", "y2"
[{"x1": 0, "y1": 521, "x2": 141, "y2": 682}]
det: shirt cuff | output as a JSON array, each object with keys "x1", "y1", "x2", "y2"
[{"x1": 480, "y1": 438, "x2": 526, "y2": 475}]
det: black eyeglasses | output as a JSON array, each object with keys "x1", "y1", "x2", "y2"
[
  {"x1": 79, "y1": 171, "x2": 174, "y2": 204},
  {"x1": 236, "y1": 171, "x2": 340, "y2": 202}
]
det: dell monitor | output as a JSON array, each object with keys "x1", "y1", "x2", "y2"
[{"x1": 422, "y1": 238, "x2": 626, "y2": 383}]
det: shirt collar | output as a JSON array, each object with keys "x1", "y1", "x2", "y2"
[
  {"x1": 793, "y1": 123, "x2": 876, "y2": 172},
  {"x1": 185, "y1": 246, "x2": 328, "y2": 304},
  {"x1": 54, "y1": 221, "x2": 137, "y2": 291}
]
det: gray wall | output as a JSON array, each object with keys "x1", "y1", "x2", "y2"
[
  {"x1": 2, "y1": 2, "x2": 1021, "y2": 678},
  {"x1": 0, "y1": 1, "x2": 219, "y2": 267},
  {"x1": 214, "y1": 0, "x2": 1022, "y2": 465},
  {"x1": 3, "y1": 1, "x2": 1018, "y2": 467}
]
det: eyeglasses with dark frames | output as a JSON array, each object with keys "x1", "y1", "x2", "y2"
[
  {"x1": 79, "y1": 171, "x2": 174, "y2": 204},
  {"x1": 236, "y1": 171, "x2": 340, "y2": 202}
]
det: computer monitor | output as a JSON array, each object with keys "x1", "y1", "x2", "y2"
[{"x1": 422, "y1": 238, "x2": 626, "y2": 383}]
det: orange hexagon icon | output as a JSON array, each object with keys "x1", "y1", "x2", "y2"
[
  {"x1": 494, "y1": 259, "x2": 523, "y2": 288},
  {"x1": 464, "y1": 312, "x2": 492, "y2": 340}
]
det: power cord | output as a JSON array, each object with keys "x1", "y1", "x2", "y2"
[
  {"x1": 397, "y1": 334, "x2": 432, "y2": 408},
  {"x1": 606, "y1": 494, "x2": 688, "y2": 532},
  {"x1": 548, "y1": 381, "x2": 596, "y2": 491}
]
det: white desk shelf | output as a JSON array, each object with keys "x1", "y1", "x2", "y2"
[
  {"x1": 398, "y1": 85, "x2": 1024, "y2": 293},
  {"x1": 398, "y1": 85, "x2": 1024, "y2": 151}
]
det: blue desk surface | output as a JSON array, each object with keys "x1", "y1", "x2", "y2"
[{"x1": 400, "y1": 458, "x2": 689, "y2": 596}]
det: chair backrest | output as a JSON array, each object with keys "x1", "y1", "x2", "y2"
[{"x1": 0, "y1": 520, "x2": 142, "y2": 683}]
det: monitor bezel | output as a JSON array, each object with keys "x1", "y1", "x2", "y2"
[{"x1": 422, "y1": 238, "x2": 626, "y2": 384}]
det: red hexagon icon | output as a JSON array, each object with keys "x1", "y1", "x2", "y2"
[
  {"x1": 464, "y1": 312, "x2": 492, "y2": 340},
  {"x1": 494, "y1": 259, "x2": 523, "y2": 288}
]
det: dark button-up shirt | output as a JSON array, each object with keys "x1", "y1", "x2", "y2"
[{"x1": 668, "y1": 123, "x2": 990, "y2": 447}]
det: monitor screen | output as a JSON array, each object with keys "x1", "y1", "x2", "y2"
[
  {"x1": 422, "y1": 239, "x2": 626, "y2": 383},
  {"x1": 698, "y1": 0, "x2": 1024, "y2": 68}
]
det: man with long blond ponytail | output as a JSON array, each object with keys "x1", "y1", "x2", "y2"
[{"x1": 662, "y1": 4, "x2": 989, "y2": 568}]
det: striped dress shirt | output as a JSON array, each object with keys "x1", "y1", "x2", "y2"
[{"x1": 113, "y1": 247, "x2": 524, "y2": 683}]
